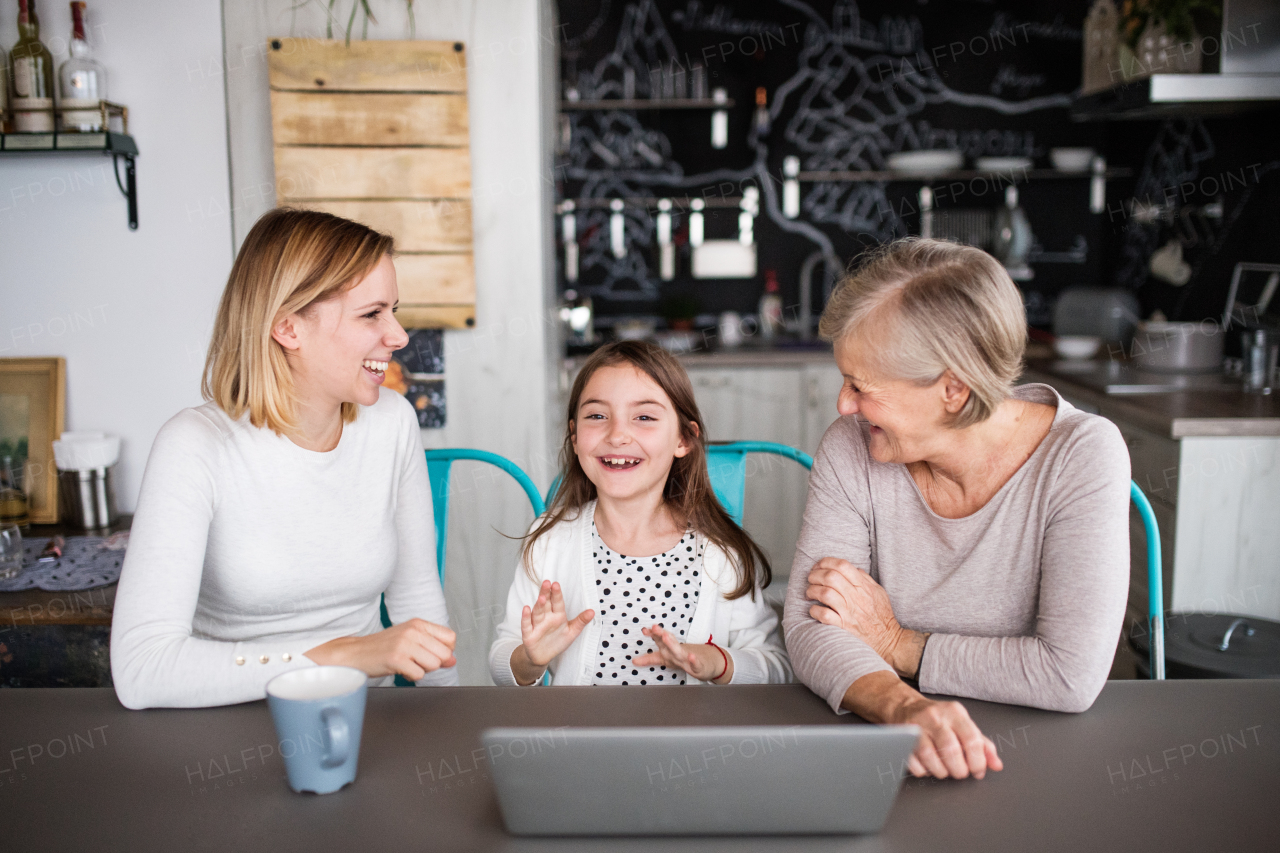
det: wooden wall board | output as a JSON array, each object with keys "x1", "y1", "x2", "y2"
[
  {"x1": 267, "y1": 38, "x2": 467, "y2": 93},
  {"x1": 291, "y1": 200, "x2": 473, "y2": 252},
  {"x1": 273, "y1": 146, "x2": 471, "y2": 201},
  {"x1": 269, "y1": 38, "x2": 474, "y2": 328},
  {"x1": 395, "y1": 305, "x2": 474, "y2": 329},
  {"x1": 269, "y1": 91, "x2": 469, "y2": 147},
  {"x1": 394, "y1": 254, "x2": 476, "y2": 305}
]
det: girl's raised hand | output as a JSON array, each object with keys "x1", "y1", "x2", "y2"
[
  {"x1": 634, "y1": 625, "x2": 734, "y2": 684},
  {"x1": 520, "y1": 580, "x2": 594, "y2": 668}
]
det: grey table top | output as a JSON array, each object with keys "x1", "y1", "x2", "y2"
[{"x1": 1, "y1": 681, "x2": 1277, "y2": 852}]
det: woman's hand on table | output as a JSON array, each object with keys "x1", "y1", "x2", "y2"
[
  {"x1": 845, "y1": 671, "x2": 1003, "y2": 780},
  {"x1": 510, "y1": 580, "x2": 594, "y2": 685},
  {"x1": 633, "y1": 625, "x2": 734, "y2": 684},
  {"x1": 304, "y1": 618, "x2": 457, "y2": 680},
  {"x1": 805, "y1": 558, "x2": 929, "y2": 679}
]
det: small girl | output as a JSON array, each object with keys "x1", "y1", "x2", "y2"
[{"x1": 489, "y1": 341, "x2": 792, "y2": 687}]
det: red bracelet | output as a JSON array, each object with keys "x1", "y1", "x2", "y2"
[{"x1": 706, "y1": 635, "x2": 729, "y2": 682}]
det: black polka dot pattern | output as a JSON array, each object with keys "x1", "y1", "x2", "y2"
[{"x1": 590, "y1": 522, "x2": 702, "y2": 686}]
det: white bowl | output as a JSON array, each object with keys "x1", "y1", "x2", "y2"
[
  {"x1": 1054, "y1": 335, "x2": 1103, "y2": 359},
  {"x1": 887, "y1": 150, "x2": 963, "y2": 176},
  {"x1": 1050, "y1": 148, "x2": 1095, "y2": 172}
]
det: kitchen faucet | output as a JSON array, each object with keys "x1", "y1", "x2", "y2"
[{"x1": 798, "y1": 250, "x2": 842, "y2": 340}]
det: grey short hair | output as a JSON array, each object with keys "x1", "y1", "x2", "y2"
[{"x1": 818, "y1": 238, "x2": 1027, "y2": 428}]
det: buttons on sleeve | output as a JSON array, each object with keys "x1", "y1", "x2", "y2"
[{"x1": 235, "y1": 656, "x2": 246, "y2": 666}]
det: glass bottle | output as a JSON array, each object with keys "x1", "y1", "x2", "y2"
[
  {"x1": 1, "y1": 44, "x2": 9, "y2": 132},
  {"x1": 9, "y1": 0, "x2": 56, "y2": 132},
  {"x1": 0, "y1": 456, "x2": 29, "y2": 527},
  {"x1": 59, "y1": 2, "x2": 106, "y2": 131}
]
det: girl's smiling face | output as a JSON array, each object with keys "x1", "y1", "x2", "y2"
[{"x1": 572, "y1": 364, "x2": 693, "y2": 503}]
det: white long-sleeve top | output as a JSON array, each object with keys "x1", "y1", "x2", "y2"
[
  {"x1": 110, "y1": 387, "x2": 458, "y2": 709},
  {"x1": 488, "y1": 501, "x2": 793, "y2": 686}
]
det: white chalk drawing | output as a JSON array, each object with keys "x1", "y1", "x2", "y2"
[{"x1": 560, "y1": 0, "x2": 1077, "y2": 301}]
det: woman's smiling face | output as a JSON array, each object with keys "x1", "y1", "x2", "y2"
[
  {"x1": 833, "y1": 335, "x2": 956, "y2": 465},
  {"x1": 284, "y1": 254, "x2": 409, "y2": 410},
  {"x1": 572, "y1": 364, "x2": 692, "y2": 502}
]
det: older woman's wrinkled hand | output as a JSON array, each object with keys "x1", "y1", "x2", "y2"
[{"x1": 805, "y1": 558, "x2": 927, "y2": 678}]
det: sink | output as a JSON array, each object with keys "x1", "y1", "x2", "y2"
[{"x1": 1046, "y1": 359, "x2": 1239, "y2": 394}]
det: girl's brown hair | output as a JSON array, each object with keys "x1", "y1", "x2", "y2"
[
  {"x1": 202, "y1": 208, "x2": 395, "y2": 434},
  {"x1": 522, "y1": 341, "x2": 770, "y2": 601}
]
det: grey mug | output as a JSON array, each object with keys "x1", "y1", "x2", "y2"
[{"x1": 266, "y1": 665, "x2": 368, "y2": 794}]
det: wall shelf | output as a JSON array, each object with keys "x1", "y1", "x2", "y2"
[
  {"x1": 0, "y1": 131, "x2": 138, "y2": 229},
  {"x1": 560, "y1": 97, "x2": 735, "y2": 111},
  {"x1": 1072, "y1": 74, "x2": 1280, "y2": 121},
  {"x1": 798, "y1": 167, "x2": 1133, "y2": 182}
]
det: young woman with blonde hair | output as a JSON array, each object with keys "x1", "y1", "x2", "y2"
[{"x1": 111, "y1": 208, "x2": 458, "y2": 709}]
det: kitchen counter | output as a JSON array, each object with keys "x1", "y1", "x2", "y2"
[
  {"x1": 564, "y1": 342, "x2": 835, "y2": 371},
  {"x1": 1023, "y1": 358, "x2": 1280, "y2": 438}
]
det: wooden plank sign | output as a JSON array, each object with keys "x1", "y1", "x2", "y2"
[{"x1": 268, "y1": 38, "x2": 474, "y2": 329}]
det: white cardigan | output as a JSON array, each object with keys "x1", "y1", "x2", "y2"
[{"x1": 489, "y1": 501, "x2": 793, "y2": 686}]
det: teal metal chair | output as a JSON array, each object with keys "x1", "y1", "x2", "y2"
[
  {"x1": 706, "y1": 441, "x2": 814, "y2": 524},
  {"x1": 381, "y1": 449, "x2": 546, "y2": 685},
  {"x1": 1130, "y1": 481, "x2": 1165, "y2": 680}
]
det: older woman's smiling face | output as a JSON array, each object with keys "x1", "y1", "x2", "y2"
[{"x1": 833, "y1": 335, "x2": 963, "y2": 465}]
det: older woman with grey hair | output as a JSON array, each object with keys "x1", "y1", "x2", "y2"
[{"x1": 784, "y1": 238, "x2": 1130, "y2": 782}]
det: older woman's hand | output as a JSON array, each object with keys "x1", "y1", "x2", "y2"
[
  {"x1": 805, "y1": 558, "x2": 928, "y2": 678},
  {"x1": 844, "y1": 671, "x2": 1003, "y2": 780}
]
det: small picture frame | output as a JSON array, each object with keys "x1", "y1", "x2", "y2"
[
  {"x1": 388, "y1": 330, "x2": 446, "y2": 429},
  {"x1": 0, "y1": 358, "x2": 67, "y2": 524}
]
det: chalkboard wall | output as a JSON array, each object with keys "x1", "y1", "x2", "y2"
[{"x1": 554, "y1": 0, "x2": 1277, "y2": 333}]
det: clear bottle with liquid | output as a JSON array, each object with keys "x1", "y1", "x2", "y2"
[
  {"x1": 9, "y1": 0, "x2": 56, "y2": 132},
  {"x1": 59, "y1": 2, "x2": 106, "y2": 131},
  {"x1": 0, "y1": 456, "x2": 29, "y2": 527},
  {"x1": 758, "y1": 269, "x2": 784, "y2": 340}
]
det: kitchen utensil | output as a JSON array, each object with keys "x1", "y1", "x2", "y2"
[
  {"x1": 1149, "y1": 239, "x2": 1192, "y2": 286},
  {"x1": 53, "y1": 431, "x2": 121, "y2": 530},
  {"x1": 717, "y1": 311, "x2": 745, "y2": 348},
  {"x1": 1052, "y1": 287, "x2": 1141, "y2": 343},
  {"x1": 58, "y1": 468, "x2": 118, "y2": 529},
  {"x1": 993, "y1": 185, "x2": 1034, "y2": 281},
  {"x1": 1241, "y1": 329, "x2": 1279, "y2": 393},
  {"x1": 975, "y1": 156, "x2": 1031, "y2": 172},
  {"x1": 692, "y1": 240, "x2": 756, "y2": 279},
  {"x1": 1129, "y1": 612, "x2": 1280, "y2": 679},
  {"x1": 1222, "y1": 262, "x2": 1280, "y2": 331},
  {"x1": 1049, "y1": 147, "x2": 1095, "y2": 172},
  {"x1": 614, "y1": 319, "x2": 655, "y2": 341},
  {"x1": 887, "y1": 150, "x2": 962, "y2": 176},
  {"x1": 1131, "y1": 321, "x2": 1225, "y2": 373},
  {"x1": 1054, "y1": 336, "x2": 1103, "y2": 359},
  {"x1": 0, "y1": 523, "x2": 22, "y2": 580}
]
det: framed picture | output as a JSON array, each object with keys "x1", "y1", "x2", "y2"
[
  {"x1": 0, "y1": 358, "x2": 66, "y2": 524},
  {"x1": 386, "y1": 330, "x2": 447, "y2": 429}
]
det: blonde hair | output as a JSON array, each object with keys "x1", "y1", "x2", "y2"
[
  {"x1": 818, "y1": 238, "x2": 1026, "y2": 427},
  {"x1": 202, "y1": 208, "x2": 395, "y2": 434}
]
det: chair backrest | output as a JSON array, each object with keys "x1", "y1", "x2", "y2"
[
  {"x1": 706, "y1": 441, "x2": 814, "y2": 525},
  {"x1": 380, "y1": 449, "x2": 545, "y2": 638},
  {"x1": 1130, "y1": 481, "x2": 1165, "y2": 680}
]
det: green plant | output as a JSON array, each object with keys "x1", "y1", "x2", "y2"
[
  {"x1": 287, "y1": 0, "x2": 416, "y2": 44},
  {"x1": 1120, "y1": 0, "x2": 1222, "y2": 49}
]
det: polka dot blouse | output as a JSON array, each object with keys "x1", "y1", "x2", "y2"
[{"x1": 591, "y1": 522, "x2": 703, "y2": 686}]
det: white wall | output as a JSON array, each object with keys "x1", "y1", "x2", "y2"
[
  {"x1": 222, "y1": 0, "x2": 560, "y2": 684},
  {"x1": 0, "y1": 0, "x2": 234, "y2": 513}
]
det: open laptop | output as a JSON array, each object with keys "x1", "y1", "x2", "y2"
[{"x1": 482, "y1": 725, "x2": 919, "y2": 836}]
